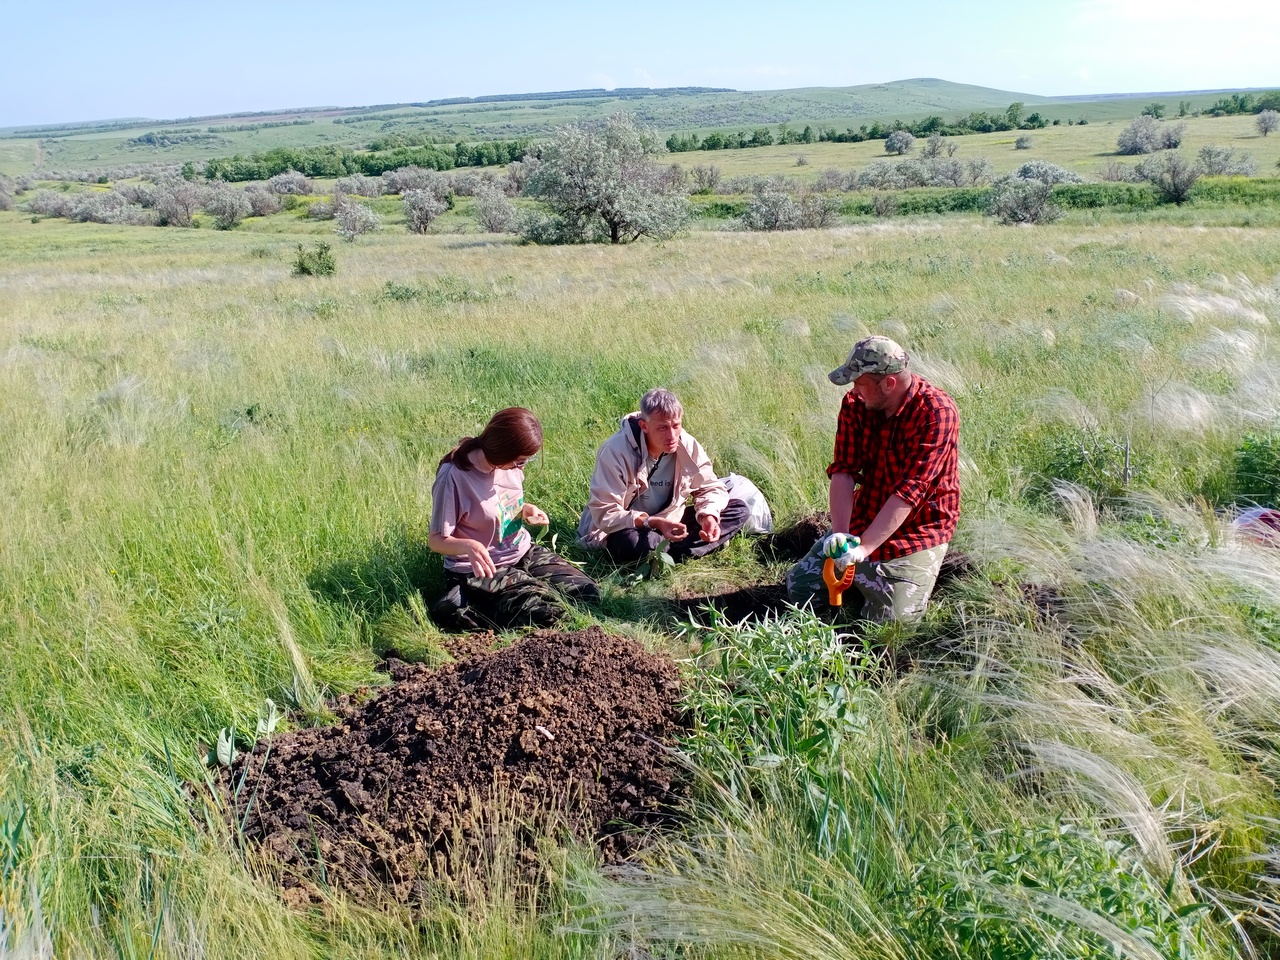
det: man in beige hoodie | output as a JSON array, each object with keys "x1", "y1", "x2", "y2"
[{"x1": 578, "y1": 388, "x2": 749, "y2": 563}]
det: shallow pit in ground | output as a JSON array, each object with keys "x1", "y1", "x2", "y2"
[{"x1": 230, "y1": 627, "x2": 687, "y2": 901}]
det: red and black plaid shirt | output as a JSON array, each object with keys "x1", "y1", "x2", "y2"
[{"x1": 828, "y1": 376, "x2": 960, "y2": 561}]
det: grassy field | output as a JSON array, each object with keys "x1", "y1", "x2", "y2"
[
  {"x1": 683, "y1": 113, "x2": 1280, "y2": 181},
  {"x1": 3, "y1": 199, "x2": 1280, "y2": 958},
  {"x1": 4, "y1": 79, "x2": 1274, "y2": 176}
]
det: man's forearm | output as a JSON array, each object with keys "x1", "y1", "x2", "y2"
[
  {"x1": 829, "y1": 473, "x2": 855, "y2": 535},
  {"x1": 858, "y1": 495, "x2": 913, "y2": 555}
]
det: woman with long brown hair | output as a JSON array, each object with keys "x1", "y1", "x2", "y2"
[{"x1": 428, "y1": 407, "x2": 599, "y2": 629}]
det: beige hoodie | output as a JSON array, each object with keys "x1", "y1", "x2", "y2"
[{"x1": 577, "y1": 413, "x2": 729, "y2": 547}]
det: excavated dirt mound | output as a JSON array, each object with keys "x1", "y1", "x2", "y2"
[
  {"x1": 230, "y1": 627, "x2": 687, "y2": 900},
  {"x1": 756, "y1": 511, "x2": 831, "y2": 562}
]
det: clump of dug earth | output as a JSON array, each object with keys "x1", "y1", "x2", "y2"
[{"x1": 230, "y1": 627, "x2": 687, "y2": 901}]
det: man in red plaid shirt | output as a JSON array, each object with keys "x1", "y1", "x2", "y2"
[{"x1": 786, "y1": 335, "x2": 960, "y2": 621}]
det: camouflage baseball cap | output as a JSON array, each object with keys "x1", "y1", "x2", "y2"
[{"x1": 829, "y1": 336, "x2": 909, "y2": 385}]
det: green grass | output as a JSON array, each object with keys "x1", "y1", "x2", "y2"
[
  {"x1": 3, "y1": 204, "x2": 1280, "y2": 957},
  {"x1": 678, "y1": 114, "x2": 1280, "y2": 182}
]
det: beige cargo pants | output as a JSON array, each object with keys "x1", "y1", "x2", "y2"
[{"x1": 785, "y1": 540, "x2": 948, "y2": 622}]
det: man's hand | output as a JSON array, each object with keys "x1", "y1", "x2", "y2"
[
  {"x1": 464, "y1": 540, "x2": 497, "y2": 579},
  {"x1": 650, "y1": 517, "x2": 688, "y2": 541},
  {"x1": 522, "y1": 503, "x2": 549, "y2": 526},
  {"x1": 698, "y1": 513, "x2": 721, "y2": 543}
]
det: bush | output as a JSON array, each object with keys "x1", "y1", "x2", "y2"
[
  {"x1": 797, "y1": 190, "x2": 842, "y2": 228},
  {"x1": 856, "y1": 157, "x2": 991, "y2": 191},
  {"x1": 1136, "y1": 151, "x2": 1200, "y2": 204},
  {"x1": 1197, "y1": 145, "x2": 1257, "y2": 177},
  {"x1": 152, "y1": 177, "x2": 205, "y2": 226},
  {"x1": 516, "y1": 208, "x2": 576, "y2": 244},
  {"x1": 333, "y1": 197, "x2": 380, "y2": 241},
  {"x1": 1116, "y1": 116, "x2": 1184, "y2": 155},
  {"x1": 113, "y1": 182, "x2": 155, "y2": 206},
  {"x1": 885, "y1": 130, "x2": 915, "y2": 155},
  {"x1": 403, "y1": 189, "x2": 448, "y2": 234},
  {"x1": 267, "y1": 170, "x2": 312, "y2": 195},
  {"x1": 1189, "y1": 177, "x2": 1280, "y2": 205},
  {"x1": 204, "y1": 185, "x2": 252, "y2": 229},
  {"x1": 987, "y1": 177, "x2": 1061, "y2": 225},
  {"x1": 293, "y1": 241, "x2": 336, "y2": 276},
  {"x1": 871, "y1": 192, "x2": 899, "y2": 218},
  {"x1": 382, "y1": 165, "x2": 434, "y2": 195},
  {"x1": 1050, "y1": 182, "x2": 1158, "y2": 209},
  {"x1": 0, "y1": 185, "x2": 12, "y2": 212},
  {"x1": 963, "y1": 157, "x2": 995, "y2": 186},
  {"x1": 27, "y1": 190, "x2": 72, "y2": 218},
  {"x1": 739, "y1": 183, "x2": 842, "y2": 231},
  {"x1": 64, "y1": 191, "x2": 156, "y2": 226},
  {"x1": 1012, "y1": 160, "x2": 1084, "y2": 185},
  {"x1": 504, "y1": 158, "x2": 539, "y2": 196},
  {"x1": 690, "y1": 165, "x2": 722, "y2": 194},
  {"x1": 306, "y1": 193, "x2": 338, "y2": 220},
  {"x1": 813, "y1": 167, "x2": 853, "y2": 192},
  {"x1": 451, "y1": 169, "x2": 506, "y2": 197},
  {"x1": 1257, "y1": 110, "x2": 1279, "y2": 137},
  {"x1": 741, "y1": 182, "x2": 801, "y2": 230},
  {"x1": 472, "y1": 183, "x2": 517, "y2": 233},
  {"x1": 1014, "y1": 135, "x2": 1033, "y2": 150},
  {"x1": 1100, "y1": 161, "x2": 1141, "y2": 183},
  {"x1": 244, "y1": 185, "x2": 282, "y2": 217},
  {"x1": 920, "y1": 131, "x2": 948, "y2": 159},
  {"x1": 857, "y1": 162, "x2": 906, "y2": 191},
  {"x1": 1160, "y1": 122, "x2": 1186, "y2": 149},
  {"x1": 334, "y1": 174, "x2": 383, "y2": 198},
  {"x1": 891, "y1": 187, "x2": 988, "y2": 214}
]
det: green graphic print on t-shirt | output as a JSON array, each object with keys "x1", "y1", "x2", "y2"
[{"x1": 497, "y1": 487, "x2": 525, "y2": 543}]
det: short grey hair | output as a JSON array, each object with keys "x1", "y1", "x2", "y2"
[{"x1": 640, "y1": 388, "x2": 683, "y2": 420}]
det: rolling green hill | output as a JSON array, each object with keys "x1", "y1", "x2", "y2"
[{"x1": 2, "y1": 78, "x2": 1274, "y2": 176}]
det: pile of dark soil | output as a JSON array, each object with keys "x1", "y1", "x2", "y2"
[
  {"x1": 756, "y1": 511, "x2": 830, "y2": 562},
  {"x1": 231, "y1": 627, "x2": 687, "y2": 900}
]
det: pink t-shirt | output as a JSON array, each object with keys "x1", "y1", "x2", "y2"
[{"x1": 430, "y1": 459, "x2": 532, "y2": 575}]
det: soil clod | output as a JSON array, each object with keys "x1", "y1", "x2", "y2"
[{"x1": 230, "y1": 627, "x2": 687, "y2": 900}]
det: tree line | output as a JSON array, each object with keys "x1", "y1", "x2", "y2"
[
  {"x1": 664, "y1": 103, "x2": 1057, "y2": 153},
  {"x1": 199, "y1": 139, "x2": 530, "y2": 182}
]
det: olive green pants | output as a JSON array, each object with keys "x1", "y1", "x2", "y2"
[
  {"x1": 785, "y1": 541, "x2": 948, "y2": 623},
  {"x1": 433, "y1": 544, "x2": 600, "y2": 630}
]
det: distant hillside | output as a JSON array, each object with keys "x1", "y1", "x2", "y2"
[{"x1": 1, "y1": 78, "x2": 1274, "y2": 177}]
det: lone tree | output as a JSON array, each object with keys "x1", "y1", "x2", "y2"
[
  {"x1": 523, "y1": 114, "x2": 689, "y2": 243},
  {"x1": 334, "y1": 197, "x2": 380, "y2": 241},
  {"x1": 885, "y1": 130, "x2": 915, "y2": 155},
  {"x1": 1258, "y1": 110, "x2": 1280, "y2": 137}
]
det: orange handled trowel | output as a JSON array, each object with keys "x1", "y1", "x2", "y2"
[{"x1": 821, "y1": 534, "x2": 861, "y2": 606}]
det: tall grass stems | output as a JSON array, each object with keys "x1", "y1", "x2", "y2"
[{"x1": 2, "y1": 212, "x2": 1280, "y2": 955}]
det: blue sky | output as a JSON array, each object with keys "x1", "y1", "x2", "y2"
[{"x1": 3, "y1": 0, "x2": 1277, "y2": 126}]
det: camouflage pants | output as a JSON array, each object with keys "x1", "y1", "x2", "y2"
[
  {"x1": 785, "y1": 541, "x2": 948, "y2": 623},
  {"x1": 433, "y1": 544, "x2": 600, "y2": 631}
]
